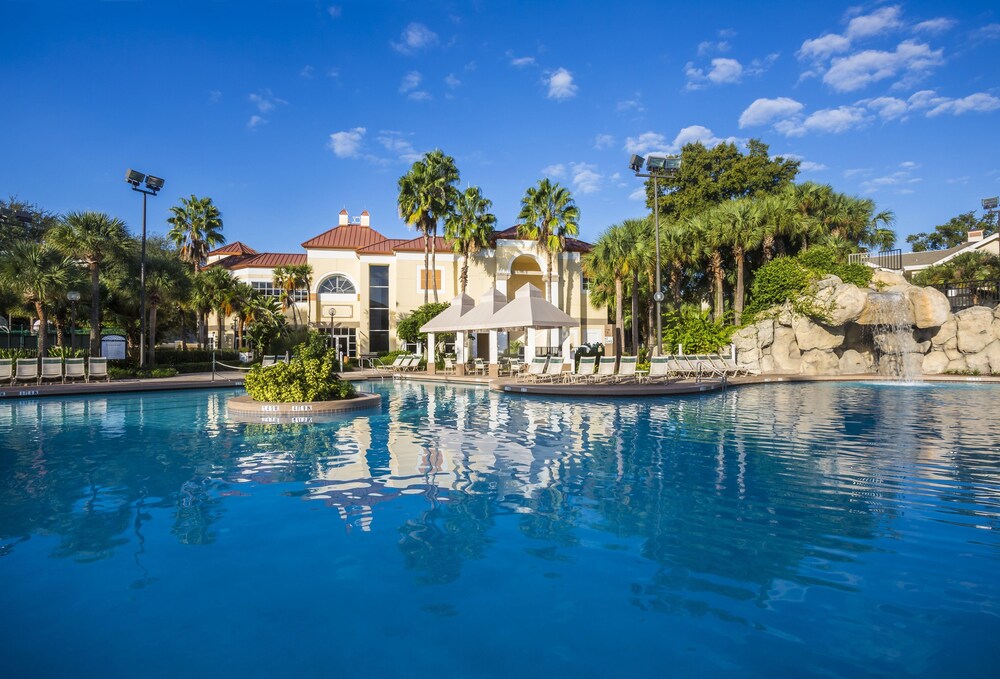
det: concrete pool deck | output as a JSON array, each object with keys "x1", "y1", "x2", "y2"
[{"x1": 1, "y1": 367, "x2": 999, "y2": 401}]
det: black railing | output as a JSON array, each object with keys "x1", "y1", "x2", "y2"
[
  {"x1": 931, "y1": 280, "x2": 1000, "y2": 312},
  {"x1": 869, "y1": 248, "x2": 902, "y2": 272}
]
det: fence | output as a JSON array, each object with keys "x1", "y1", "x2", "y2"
[
  {"x1": 848, "y1": 248, "x2": 902, "y2": 271},
  {"x1": 931, "y1": 280, "x2": 1000, "y2": 312}
]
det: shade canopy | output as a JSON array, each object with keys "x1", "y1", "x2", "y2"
[
  {"x1": 418, "y1": 293, "x2": 476, "y2": 333},
  {"x1": 482, "y1": 284, "x2": 578, "y2": 330},
  {"x1": 457, "y1": 287, "x2": 509, "y2": 331}
]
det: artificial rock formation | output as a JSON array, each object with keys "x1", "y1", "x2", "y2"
[{"x1": 733, "y1": 274, "x2": 998, "y2": 376}]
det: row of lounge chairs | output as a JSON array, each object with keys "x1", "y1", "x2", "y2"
[
  {"x1": 0, "y1": 357, "x2": 110, "y2": 385},
  {"x1": 373, "y1": 355, "x2": 423, "y2": 375},
  {"x1": 515, "y1": 353, "x2": 754, "y2": 384}
]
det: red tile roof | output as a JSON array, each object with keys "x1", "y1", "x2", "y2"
[
  {"x1": 357, "y1": 238, "x2": 407, "y2": 255},
  {"x1": 207, "y1": 241, "x2": 259, "y2": 256},
  {"x1": 491, "y1": 225, "x2": 592, "y2": 252},
  {"x1": 301, "y1": 225, "x2": 389, "y2": 250},
  {"x1": 392, "y1": 235, "x2": 453, "y2": 253},
  {"x1": 212, "y1": 253, "x2": 307, "y2": 270}
]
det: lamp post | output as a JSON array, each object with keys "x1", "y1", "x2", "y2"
[
  {"x1": 67, "y1": 291, "x2": 81, "y2": 352},
  {"x1": 630, "y1": 153, "x2": 681, "y2": 355},
  {"x1": 125, "y1": 169, "x2": 164, "y2": 369},
  {"x1": 983, "y1": 196, "x2": 999, "y2": 231}
]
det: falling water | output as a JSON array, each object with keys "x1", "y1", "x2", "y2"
[{"x1": 866, "y1": 291, "x2": 922, "y2": 382}]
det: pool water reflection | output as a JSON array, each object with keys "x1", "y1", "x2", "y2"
[{"x1": 1, "y1": 381, "x2": 999, "y2": 677}]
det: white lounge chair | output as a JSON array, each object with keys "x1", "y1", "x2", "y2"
[
  {"x1": 615, "y1": 356, "x2": 638, "y2": 383},
  {"x1": 261, "y1": 355, "x2": 278, "y2": 367},
  {"x1": 589, "y1": 357, "x2": 617, "y2": 383},
  {"x1": 644, "y1": 356, "x2": 672, "y2": 383},
  {"x1": 565, "y1": 356, "x2": 596, "y2": 383},
  {"x1": 376, "y1": 355, "x2": 405, "y2": 374},
  {"x1": 518, "y1": 357, "x2": 549, "y2": 382},
  {"x1": 471, "y1": 358, "x2": 487, "y2": 375},
  {"x1": 64, "y1": 358, "x2": 86, "y2": 383},
  {"x1": 537, "y1": 358, "x2": 566, "y2": 383},
  {"x1": 88, "y1": 357, "x2": 110, "y2": 382},
  {"x1": 442, "y1": 357, "x2": 456, "y2": 375},
  {"x1": 14, "y1": 358, "x2": 39, "y2": 385},
  {"x1": 40, "y1": 357, "x2": 64, "y2": 384},
  {"x1": 0, "y1": 358, "x2": 12, "y2": 385}
]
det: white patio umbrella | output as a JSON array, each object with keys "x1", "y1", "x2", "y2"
[
  {"x1": 477, "y1": 284, "x2": 578, "y2": 365},
  {"x1": 418, "y1": 292, "x2": 475, "y2": 372}
]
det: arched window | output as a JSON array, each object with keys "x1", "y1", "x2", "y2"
[{"x1": 318, "y1": 274, "x2": 356, "y2": 295}]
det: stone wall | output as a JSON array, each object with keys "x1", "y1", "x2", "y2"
[{"x1": 732, "y1": 271, "x2": 1000, "y2": 376}]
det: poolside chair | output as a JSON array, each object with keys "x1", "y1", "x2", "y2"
[
  {"x1": 536, "y1": 358, "x2": 566, "y2": 383},
  {"x1": 400, "y1": 356, "x2": 421, "y2": 372},
  {"x1": 589, "y1": 357, "x2": 617, "y2": 383},
  {"x1": 64, "y1": 358, "x2": 86, "y2": 383},
  {"x1": 644, "y1": 356, "x2": 672, "y2": 383},
  {"x1": 471, "y1": 358, "x2": 487, "y2": 375},
  {"x1": 376, "y1": 355, "x2": 406, "y2": 374},
  {"x1": 518, "y1": 357, "x2": 549, "y2": 382},
  {"x1": 442, "y1": 357, "x2": 456, "y2": 375},
  {"x1": 13, "y1": 358, "x2": 39, "y2": 386},
  {"x1": 87, "y1": 357, "x2": 109, "y2": 383},
  {"x1": 506, "y1": 358, "x2": 523, "y2": 376},
  {"x1": 564, "y1": 356, "x2": 596, "y2": 383},
  {"x1": 667, "y1": 355, "x2": 699, "y2": 379},
  {"x1": 261, "y1": 355, "x2": 278, "y2": 367},
  {"x1": 614, "y1": 356, "x2": 638, "y2": 383},
  {"x1": 717, "y1": 354, "x2": 755, "y2": 376},
  {"x1": 0, "y1": 358, "x2": 11, "y2": 385},
  {"x1": 40, "y1": 357, "x2": 64, "y2": 385}
]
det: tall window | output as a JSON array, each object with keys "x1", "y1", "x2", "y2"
[
  {"x1": 318, "y1": 274, "x2": 356, "y2": 295},
  {"x1": 369, "y1": 265, "x2": 389, "y2": 353},
  {"x1": 251, "y1": 281, "x2": 306, "y2": 301}
]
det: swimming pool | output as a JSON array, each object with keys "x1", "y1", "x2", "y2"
[{"x1": 1, "y1": 381, "x2": 998, "y2": 677}]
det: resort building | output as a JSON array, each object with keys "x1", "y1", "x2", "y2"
[
  {"x1": 206, "y1": 209, "x2": 608, "y2": 358},
  {"x1": 900, "y1": 228, "x2": 1000, "y2": 277}
]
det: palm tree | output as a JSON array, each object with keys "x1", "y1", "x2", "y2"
[
  {"x1": 398, "y1": 150, "x2": 460, "y2": 303},
  {"x1": 445, "y1": 186, "x2": 496, "y2": 294},
  {"x1": 46, "y1": 211, "x2": 133, "y2": 356},
  {"x1": 198, "y1": 266, "x2": 237, "y2": 350},
  {"x1": 688, "y1": 213, "x2": 727, "y2": 322},
  {"x1": 287, "y1": 264, "x2": 313, "y2": 326},
  {"x1": 715, "y1": 199, "x2": 764, "y2": 325},
  {"x1": 144, "y1": 254, "x2": 186, "y2": 366},
  {"x1": 0, "y1": 241, "x2": 78, "y2": 358},
  {"x1": 272, "y1": 266, "x2": 299, "y2": 326},
  {"x1": 517, "y1": 178, "x2": 580, "y2": 306},
  {"x1": 167, "y1": 195, "x2": 225, "y2": 345},
  {"x1": 620, "y1": 218, "x2": 651, "y2": 353},
  {"x1": 243, "y1": 293, "x2": 287, "y2": 354},
  {"x1": 585, "y1": 224, "x2": 628, "y2": 355}
]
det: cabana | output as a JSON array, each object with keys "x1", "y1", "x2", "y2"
[
  {"x1": 484, "y1": 284, "x2": 578, "y2": 377},
  {"x1": 418, "y1": 292, "x2": 475, "y2": 375}
]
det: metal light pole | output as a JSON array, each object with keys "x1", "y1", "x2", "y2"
[
  {"x1": 67, "y1": 290, "x2": 81, "y2": 352},
  {"x1": 630, "y1": 154, "x2": 681, "y2": 355},
  {"x1": 983, "y1": 196, "x2": 999, "y2": 231},
  {"x1": 125, "y1": 170, "x2": 164, "y2": 369}
]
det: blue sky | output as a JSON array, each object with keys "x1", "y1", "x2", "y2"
[{"x1": 2, "y1": 1, "x2": 998, "y2": 253}]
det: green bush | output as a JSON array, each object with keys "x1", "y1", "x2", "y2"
[
  {"x1": 48, "y1": 346, "x2": 87, "y2": 359},
  {"x1": 797, "y1": 245, "x2": 873, "y2": 287},
  {"x1": 0, "y1": 348, "x2": 36, "y2": 360},
  {"x1": 662, "y1": 306, "x2": 734, "y2": 354},
  {"x1": 152, "y1": 348, "x2": 241, "y2": 366},
  {"x1": 108, "y1": 367, "x2": 133, "y2": 380},
  {"x1": 745, "y1": 257, "x2": 812, "y2": 318},
  {"x1": 243, "y1": 335, "x2": 357, "y2": 403}
]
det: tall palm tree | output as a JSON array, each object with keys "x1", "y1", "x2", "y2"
[
  {"x1": 445, "y1": 186, "x2": 496, "y2": 294},
  {"x1": 198, "y1": 266, "x2": 237, "y2": 350},
  {"x1": 272, "y1": 266, "x2": 299, "y2": 326},
  {"x1": 144, "y1": 258, "x2": 184, "y2": 366},
  {"x1": 715, "y1": 199, "x2": 764, "y2": 325},
  {"x1": 688, "y1": 213, "x2": 727, "y2": 322},
  {"x1": 585, "y1": 224, "x2": 628, "y2": 355},
  {"x1": 398, "y1": 150, "x2": 460, "y2": 303},
  {"x1": 0, "y1": 241, "x2": 78, "y2": 358},
  {"x1": 47, "y1": 211, "x2": 132, "y2": 356},
  {"x1": 620, "y1": 218, "x2": 651, "y2": 353},
  {"x1": 517, "y1": 178, "x2": 580, "y2": 306},
  {"x1": 287, "y1": 264, "x2": 313, "y2": 326},
  {"x1": 167, "y1": 195, "x2": 225, "y2": 345}
]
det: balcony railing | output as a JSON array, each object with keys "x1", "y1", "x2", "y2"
[
  {"x1": 931, "y1": 280, "x2": 1000, "y2": 312},
  {"x1": 848, "y1": 248, "x2": 902, "y2": 271}
]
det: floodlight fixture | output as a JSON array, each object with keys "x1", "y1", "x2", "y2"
[
  {"x1": 144, "y1": 175, "x2": 165, "y2": 193},
  {"x1": 629, "y1": 154, "x2": 645, "y2": 173},
  {"x1": 67, "y1": 290, "x2": 81, "y2": 302},
  {"x1": 15, "y1": 210, "x2": 32, "y2": 223},
  {"x1": 982, "y1": 196, "x2": 999, "y2": 210},
  {"x1": 126, "y1": 169, "x2": 145, "y2": 187},
  {"x1": 646, "y1": 155, "x2": 668, "y2": 171}
]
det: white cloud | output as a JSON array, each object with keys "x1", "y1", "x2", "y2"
[
  {"x1": 697, "y1": 40, "x2": 730, "y2": 56},
  {"x1": 509, "y1": 55, "x2": 536, "y2": 67},
  {"x1": 617, "y1": 95, "x2": 644, "y2": 114},
  {"x1": 569, "y1": 162, "x2": 602, "y2": 194},
  {"x1": 408, "y1": 91, "x2": 432, "y2": 102},
  {"x1": 925, "y1": 92, "x2": 1000, "y2": 117},
  {"x1": 546, "y1": 68, "x2": 577, "y2": 100},
  {"x1": 686, "y1": 58, "x2": 743, "y2": 89},
  {"x1": 209, "y1": 90, "x2": 222, "y2": 104},
  {"x1": 392, "y1": 22, "x2": 439, "y2": 54},
  {"x1": 624, "y1": 132, "x2": 667, "y2": 155},
  {"x1": 798, "y1": 33, "x2": 851, "y2": 61},
  {"x1": 914, "y1": 17, "x2": 956, "y2": 33},
  {"x1": 593, "y1": 134, "x2": 615, "y2": 150},
  {"x1": 746, "y1": 53, "x2": 780, "y2": 76},
  {"x1": 846, "y1": 5, "x2": 903, "y2": 40},
  {"x1": 377, "y1": 131, "x2": 421, "y2": 163},
  {"x1": 327, "y1": 6, "x2": 341, "y2": 18},
  {"x1": 444, "y1": 73, "x2": 461, "y2": 88},
  {"x1": 859, "y1": 167, "x2": 922, "y2": 194},
  {"x1": 823, "y1": 40, "x2": 943, "y2": 92},
  {"x1": 672, "y1": 125, "x2": 737, "y2": 150},
  {"x1": 542, "y1": 164, "x2": 566, "y2": 178},
  {"x1": 860, "y1": 89, "x2": 1000, "y2": 120},
  {"x1": 844, "y1": 168, "x2": 871, "y2": 179},
  {"x1": 247, "y1": 115, "x2": 265, "y2": 130},
  {"x1": 300, "y1": 65, "x2": 315, "y2": 78},
  {"x1": 781, "y1": 153, "x2": 827, "y2": 172},
  {"x1": 973, "y1": 23, "x2": 1000, "y2": 41},
  {"x1": 628, "y1": 187, "x2": 647, "y2": 201},
  {"x1": 775, "y1": 106, "x2": 869, "y2": 136},
  {"x1": 399, "y1": 71, "x2": 421, "y2": 93},
  {"x1": 946, "y1": 176, "x2": 970, "y2": 185},
  {"x1": 249, "y1": 89, "x2": 287, "y2": 113},
  {"x1": 865, "y1": 96, "x2": 909, "y2": 120},
  {"x1": 739, "y1": 97, "x2": 805, "y2": 128},
  {"x1": 328, "y1": 127, "x2": 366, "y2": 158},
  {"x1": 327, "y1": 67, "x2": 340, "y2": 79}
]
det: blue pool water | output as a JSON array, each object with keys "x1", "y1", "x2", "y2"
[{"x1": 1, "y1": 381, "x2": 999, "y2": 677}]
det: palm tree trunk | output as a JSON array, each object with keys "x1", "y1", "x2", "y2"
[
  {"x1": 423, "y1": 230, "x2": 430, "y2": 304},
  {"x1": 630, "y1": 271, "x2": 639, "y2": 354},
  {"x1": 712, "y1": 251, "x2": 724, "y2": 322},
  {"x1": 35, "y1": 303, "x2": 48, "y2": 358},
  {"x1": 670, "y1": 265, "x2": 682, "y2": 306},
  {"x1": 431, "y1": 226, "x2": 438, "y2": 302},
  {"x1": 54, "y1": 317, "x2": 65, "y2": 349},
  {"x1": 461, "y1": 255, "x2": 469, "y2": 294},
  {"x1": 615, "y1": 277, "x2": 624, "y2": 357},
  {"x1": 734, "y1": 247, "x2": 745, "y2": 326},
  {"x1": 148, "y1": 304, "x2": 158, "y2": 367},
  {"x1": 762, "y1": 234, "x2": 775, "y2": 262},
  {"x1": 647, "y1": 271, "x2": 655, "y2": 351},
  {"x1": 89, "y1": 263, "x2": 101, "y2": 356},
  {"x1": 217, "y1": 310, "x2": 225, "y2": 351}
]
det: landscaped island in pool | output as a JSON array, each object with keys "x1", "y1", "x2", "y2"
[{"x1": 1, "y1": 381, "x2": 998, "y2": 677}]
